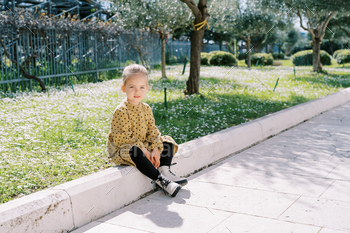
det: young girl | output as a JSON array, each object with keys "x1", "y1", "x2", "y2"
[{"x1": 107, "y1": 64, "x2": 187, "y2": 197}]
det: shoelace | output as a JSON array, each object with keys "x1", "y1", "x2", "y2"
[
  {"x1": 152, "y1": 176, "x2": 172, "y2": 195},
  {"x1": 168, "y1": 163, "x2": 177, "y2": 176},
  {"x1": 168, "y1": 168, "x2": 177, "y2": 177},
  {"x1": 151, "y1": 176, "x2": 171, "y2": 188},
  {"x1": 158, "y1": 176, "x2": 171, "y2": 187}
]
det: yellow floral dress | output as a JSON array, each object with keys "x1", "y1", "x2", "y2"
[{"x1": 107, "y1": 99, "x2": 178, "y2": 167}]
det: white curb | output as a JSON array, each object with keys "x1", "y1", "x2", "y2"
[{"x1": 1, "y1": 87, "x2": 350, "y2": 233}]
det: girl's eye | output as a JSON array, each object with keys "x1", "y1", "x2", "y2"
[
  {"x1": 141, "y1": 87, "x2": 145, "y2": 89},
  {"x1": 130, "y1": 86, "x2": 134, "y2": 88}
]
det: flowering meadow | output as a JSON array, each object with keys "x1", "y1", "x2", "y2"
[{"x1": 1, "y1": 65, "x2": 350, "y2": 203}]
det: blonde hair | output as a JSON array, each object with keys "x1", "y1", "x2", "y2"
[{"x1": 122, "y1": 64, "x2": 148, "y2": 86}]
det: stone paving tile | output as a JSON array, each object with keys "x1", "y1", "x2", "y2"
[
  {"x1": 208, "y1": 212, "x2": 321, "y2": 233},
  {"x1": 216, "y1": 153, "x2": 338, "y2": 179},
  {"x1": 309, "y1": 114, "x2": 350, "y2": 126},
  {"x1": 319, "y1": 228, "x2": 350, "y2": 233},
  {"x1": 279, "y1": 175, "x2": 335, "y2": 198},
  {"x1": 328, "y1": 151, "x2": 350, "y2": 164},
  {"x1": 242, "y1": 142, "x2": 309, "y2": 160},
  {"x1": 95, "y1": 194, "x2": 232, "y2": 233},
  {"x1": 279, "y1": 197, "x2": 350, "y2": 231},
  {"x1": 191, "y1": 165, "x2": 294, "y2": 192},
  {"x1": 149, "y1": 181, "x2": 300, "y2": 219},
  {"x1": 325, "y1": 163, "x2": 350, "y2": 181},
  {"x1": 191, "y1": 160, "x2": 335, "y2": 198},
  {"x1": 71, "y1": 222, "x2": 150, "y2": 233},
  {"x1": 241, "y1": 136, "x2": 343, "y2": 163},
  {"x1": 320, "y1": 180, "x2": 350, "y2": 202},
  {"x1": 214, "y1": 153, "x2": 291, "y2": 170}
]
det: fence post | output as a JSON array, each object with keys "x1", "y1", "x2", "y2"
[
  {"x1": 16, "y1": 37, "x2": 20, "y2": 92},
  {"x1": 63, "y1": 37, "x2": 68, "y2": 85},
  {"x1": 94, "y1": 33, "x2": 99, "y2": 82},
  {"x1": 26, "y1": 33, "x2": 32, "y2": 91},
  {"x1": 48, "y1": 1, "x2": 51, "y2": 15},
  {"x1": 118, "y1": 36, "x2": 122, "y2": 68}
]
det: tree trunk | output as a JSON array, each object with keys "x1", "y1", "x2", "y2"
[
  {"x1": 330, "y1": 41, "x2": 334, "y2": 55},
  {"x1": 247, "y1": 39, "x2": 251, "y2": 69},
  {"x1": 186, "y1": 27, "x2": 205, "y2": 94},
  {"x1": 183, "y1": 0, "x2": 208, "y2": 96},
  {"x1": 312, "y1": 38, "x2": 322, "y2": 72},
  {"x1": 161, "y1": 36, "x2": 167, "y2": 79}
]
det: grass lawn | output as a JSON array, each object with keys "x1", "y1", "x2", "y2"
[{"x1": 1, "y1": 64, "x2": 350, "y2": 203}]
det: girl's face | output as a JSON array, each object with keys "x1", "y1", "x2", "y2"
[{"x1": 121, "y1": 74, "x2": 149, "y2": 106}]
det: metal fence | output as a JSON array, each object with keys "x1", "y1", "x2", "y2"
[
  {"x1": 0, "y1": 26, "x2": 162, "y2": 92},
  {"x1": 0, "y1": 24, "x2": 231, "y2": 93}
]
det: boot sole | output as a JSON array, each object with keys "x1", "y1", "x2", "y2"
[
  {"x1": 171, "y1": 185, "x2": 182, "y2": 197},
  {"x1": 176, "y1": 180, "x2": 188, "y2": 186}
]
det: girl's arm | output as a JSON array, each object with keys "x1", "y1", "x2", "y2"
[
  {"x1": 111, "y1": 109, "x2": 145, "y2": 152},
  {"x1": 145, "y1": 105, "x2": 164, "y2": 153}
]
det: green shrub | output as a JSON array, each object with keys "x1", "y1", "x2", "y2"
[
  {"x1": 336, "y1": 50, "x2": 350, "y2": 64},
  {"x1": 333, "y1": 49, "x2": 349, "y2": 59},
  {"x1": 272, "y1": 53, "x2": 285, "y2": 60},
  {"x1": 152, "y1": 63, "x2": 162, "y2": 70},
  {"x1": 208, "y1": 51, "x2": 237, "y2": 66},
  {"x1": 247, "y1": 53, "x2": 274, "y2": 66},
  {"x1": 292, "y1": 50, "x2": 331, "y2": 66},
  {"x1": 238, "y1": 53, "x2": 248, "y2": 60},
  {"x1": 201, "y1": 52, "x2": 210, "y2": 65},
  {"x1": 166, "y1": 55, "x2": 178, "y2": 65}
]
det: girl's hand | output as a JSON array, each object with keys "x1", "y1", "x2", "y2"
[
  {"x1": 151, "y1": 147, "x2": 160, "y2": 168},
  {"x1": 141, "y1": 147, "x2": 152, "y2": 162}
]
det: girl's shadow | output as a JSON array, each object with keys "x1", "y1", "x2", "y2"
[{"x1": 101, "y1": 188, "x2": 192, "y2": 229}]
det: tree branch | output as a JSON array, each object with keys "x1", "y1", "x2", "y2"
[
  {"x1": 180, "y1": 0, "x2": 201, "y2": 19},
  {"x1": 305, "y1": 8, "x2": 312, "y2": 29},
  {"x1": 338, "y1": 25, "x2": 350, "y2": 36},
  {"x1": 296, "y1": 9, "x2": 308, "y2": 31},
  {"x1": 0, "y1": 36, "x2": 46, "y2": 91},
  {"x1": 320, "y1": 11, "x2": 337, "y2": 39},
  {"x1": 251, "y1": 32, "x2": 262, "y2": 38},
  {"x1": 239, "y1": 33, "x2": 247, "y2": 42}
]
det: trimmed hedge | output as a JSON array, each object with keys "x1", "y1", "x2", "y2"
[
  {"x1": 201, "y1": 52, "x2": 210, "y2": 65},
  {"x1": 246, "y1": 53, "x2": 274, "y2": 66},
  {"x1": 292, "y1": 50, "x2": 331, "y2": 66},
  {"x1": 333, "y1": 49, "x2": 349, "y2": 59},
  {"x1": 335, "y1": 50, "x2": 350, "y2": 64},
  {"x1": 208, "y1": 51, "x2": 237, "y2": 66},
  {"x1": 201, "y1": 51, "x2": 237, "y2": 66},
  {"x1": 272, "y1": 53, "x2": 285, "y2": 60}
]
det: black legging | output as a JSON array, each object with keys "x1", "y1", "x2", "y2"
[{"x1": 129, "y1": 142, "x2": 174, "y2": 180}]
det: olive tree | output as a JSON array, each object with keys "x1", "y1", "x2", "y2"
[
  {"x1": 235, "y1": 2, "x2": 282, "y2": 68},
  {"x1": 114, "y1": 0, "x2": 191, "y2": 79},
  {"x1": 179, "y1": 0, "x2": 209, "y2": 95},
  {"x1": 208, "y1": 0, "x2": 237, "y2": 52},
  {"x1": 263, "y1": 0, "x2": 349, "y2": 72},
  {"x1": 328, "y1": 13, "x2": 350, "y2": 38}
]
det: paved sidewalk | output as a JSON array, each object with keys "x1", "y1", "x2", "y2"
[{"x1": 73, "y1": 102, "x2": 350, "y2": 233}]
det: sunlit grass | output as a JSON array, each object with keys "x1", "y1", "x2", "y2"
[
  {"x1": 275, "y1": 59, "x2": 293, "y2": 67},
  {"x1": 1, "y1": 65, "x2": 350, "y2": 203}
]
